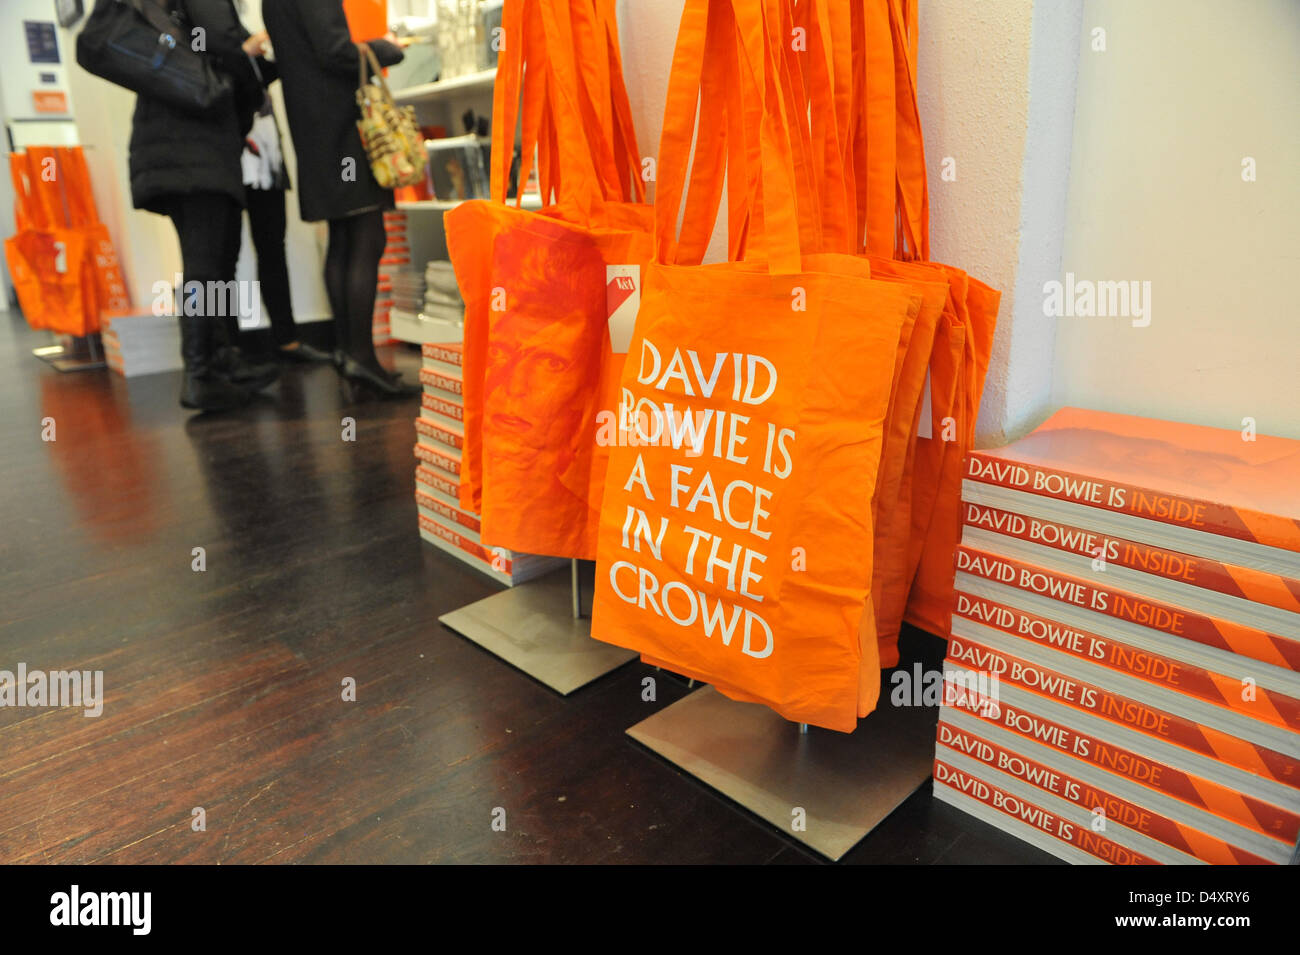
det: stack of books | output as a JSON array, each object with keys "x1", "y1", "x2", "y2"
[
  {"x1": 932, "y1": 407, "x2": 1300, "y2": 865},
  {"x1": 375, "y1": 212, "x2": 409, "y2": 346},
  {"x1": 415, "y1": 340, "x2": 562, "y2": 586},
  {"x1": 101, "y1": 309, "x2": 182, "y2": 378},
  {"x1": 390, "y1": 268, "x2": 426, "y2": 315},
  {"x1": 423, "y1": 260, "x2": 464, "y2": 325}
]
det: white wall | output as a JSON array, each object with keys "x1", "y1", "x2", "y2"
[
  {"x1": 1051, "y1": 0, "x2": 1300, "y2": 439},
  {"x1": 917, "y1": 0, "x2": 1084, "y2": 447}
]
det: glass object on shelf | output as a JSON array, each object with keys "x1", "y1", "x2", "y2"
[{"x1": 435, "y1": 0, "x2": 484, "y2": 81}]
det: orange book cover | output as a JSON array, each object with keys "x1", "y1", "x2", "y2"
[
  {"x1": 415, "y1": 465, "x2": 460, "y2": 502},
  {"x1": 414, "y1": 489, "x2": 481, "y2": 534},
  {"x1": 937, "y1": 720, "x2": 1273, "y2": 863},
  {"x1": 953, "y1": 590, "x2": 1300, "y2": 732},
  {"x1": 418, "y1": 367, "x2": 464, "y2": 396},
  {"x1": 964, "y1": 501, "x2": 1300, "y2": 615},
  {"x1": 941, "y1": 681, "x2": 1300, "y2": 844},
  {"x1": 414, "y1": 417, "x2": 463, "y2": 451},
  {"x1": 946, "y1": 633, "x2": 1300, "y2": 791},
  {"x1": 417, "y1": 513, "x2": 509, "y2": 572},
  {"x1": 966, "y1": 407, "x2": 1300, "y2": 553},
  {"x1": 422, "y1": 392, "x2": 465, "y2": 422},
  {"x1": 956, "y1": 545, "x2": 1300, "y2": 671},
  {"x1": 934, "y1": 758, "x2": 1160, "y2": 864},
  {"x1": 413, "y1": 441, "x2": 460, "y2": 477},
  {"x1": 421, "y1": 342, "x2": 465, "y2": 366}
]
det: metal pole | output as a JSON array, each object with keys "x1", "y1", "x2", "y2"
[
  {"x1": 798, "y1": 723, "x2": 809, "y2": 735},
  {"x1": 570, "y1": 558, "x2": 581, "y2": 620}
]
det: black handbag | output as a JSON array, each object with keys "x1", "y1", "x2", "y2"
[{"x1": 76, "y1": 0, "x2": 232, "y2": 114}]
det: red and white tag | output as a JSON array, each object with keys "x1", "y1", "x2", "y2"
[{"x1": 606, "y1": 265, "x2": 641, "y2": 354}]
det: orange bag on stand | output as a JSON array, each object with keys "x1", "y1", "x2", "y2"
[
  {"x1": 709, "y1": 1, "x2": 945, "y2": 706},
  {"x1": 590, "y1": 0, "x2": 916, "y2": 731},
  {"x1": 6, "y1": 150, "x2": 94, "y2": 337},
  {"x1": 446, "y1": 0, "x2": 652, "y2": 560},
  {"x1": 58, "y1": 145, "x2": 131, "y2": 322},
  {"x1": 900, "y1": 270, "x2": 969, "y2": 643},
  {"x1": 902, "y1": 270, "x2": 998, "y2": 637}
]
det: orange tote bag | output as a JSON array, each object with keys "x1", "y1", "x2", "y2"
[
  {"x1": 446, "y1": 0, "x2": 651, "y2": 560},
  {"x1": 590, "y1": 0, "x2": 915, "y2": 731}
]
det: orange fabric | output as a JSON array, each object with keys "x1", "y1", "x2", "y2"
[
  {"x1": 589, "y1": 0, "x2": 916, "y2": 730},
  {"x1": 448, "y1": 0, "x2": 650, "y2": 559},
  {"x1": 903, "y1": 266, "x2": 1000, "y2": 640},
  {"x1": 859, "y1": 257, "x2": 947, "y2": 690},
  {"x1": 341, "y1": 0, "x2": 387, "y2": 42},
  {"x1": 687, "y1": 2, "x2": 1000, "y2": 694},
  {"x1": 5, "y1": 148, "x2": 127, "y2": 336}
]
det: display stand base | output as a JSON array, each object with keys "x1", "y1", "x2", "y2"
[
  {"x1": 33, "y1": 341, "x2": 106, "y2": 372},
  {"x1": 627, "y1": 685, "x2": 937, "y2": 860},
  {"x1": 439, "y1": 565, "x2": 636, "y2": 694}
]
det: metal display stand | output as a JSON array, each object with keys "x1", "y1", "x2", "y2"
[
  {"x1": 33, "y1": 333, "x2": 106, "y2": 372},
  {"x1": 627, "y1": 684, "x2": 938, "y2": 861},
  {"x1": 439, "y1": 559, "x2": 636, "y2": 694}
]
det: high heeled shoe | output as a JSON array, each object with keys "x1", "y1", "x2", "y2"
[{"x1": 338, "y1": 354, "x2": 420, "y2": 398}]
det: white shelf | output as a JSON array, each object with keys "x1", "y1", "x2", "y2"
[
  {"x1": 397, "y1": 194, "x2": 543, "y2": 212},
  {"x1": 391, "y1": 307, "x2": 465, "y2": 345},
  {"x1": 393, "y1": 68, "x2": 498, "y2": 104}
]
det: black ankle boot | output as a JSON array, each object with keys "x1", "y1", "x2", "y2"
[
  {"x1": 179, "y1": 316, "x2": 250, "y2": 412},
  {"x1": 212, "y1": 316, "x2": 280, "y2": 391}
]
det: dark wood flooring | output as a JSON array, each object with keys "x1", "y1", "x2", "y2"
[{"x1": 0, "y1": 314, "x2": 1051, "y2": 864}]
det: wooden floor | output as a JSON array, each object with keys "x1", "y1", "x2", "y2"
[{"x1": 0, "y1": 314, "x2": 1051, "y2": 864}]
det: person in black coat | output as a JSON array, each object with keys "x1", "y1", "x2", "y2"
[
  {"x1": 263, "y1": 0, "x2": 417, "y2": 398},
  {"x1": 128, "y1": 0, "x2": 280, "y2": 412}
]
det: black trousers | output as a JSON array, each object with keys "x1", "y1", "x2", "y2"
[
  {"x1": 163, "y1": 192, "x2": 242, "y2": 308},
  {"x1": 245, "y1": 187, "x2": 297, "y2": 346}
]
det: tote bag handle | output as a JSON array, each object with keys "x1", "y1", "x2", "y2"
[{"x1": 655, "y1": 0, "x2": 803, "y2": 275}]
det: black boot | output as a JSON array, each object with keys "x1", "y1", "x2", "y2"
[
  {"x1": 179, "y1": 316, "x2": 250, "y2": 412},
  {"x1": 212, "y1": 316, "x2": 280, "y2": 391}
]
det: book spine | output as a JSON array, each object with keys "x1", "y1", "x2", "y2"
[
  {"x1": 956, "y1": 545, "x2": 1300, "y2": 670},
  {"x1": 414, "y1": 418, "x2": 463, "y2": 452},
  {"x1": 937, "y1": 721, "x2": 1273, "y2": 864},
  {"x1": 413, "y1": 442, "x2": 461, "y2": 477},
  {"x1": 966, "y1": 451, "x2": 1300, "y2": 553},
  {"x1": 954, "y1": 590, "x2": 1300, "y2": 732},
  {"x1": 941, "y1": 680, "x2": 1300, "y2": 842},
  {"x1": 422, "y1": 392, "x2": 465, "y2": 422},
  {"x1": 963, "y1": 501, "x2": 1300, "y2": 615},
  {"x1": 418, "y1": 367, "x2": 464, "y2": 396},
  {"x1": 417, "y1": 513, "x2": 510, "y2": 573},
  {"x1": 933, "y1": 758, "x2": 1160, "y2": 864},
  {"x1": 421, "y1": 342, "x2": 464, "y2": 366},
  {"x1": 415, "y1": 466, "x2": 460, "y2": 501},
  {"x1": 415, "y1": 490, "x2": 481, "y2": 534},
  {"x1": 946, "y1": 633, "x2": 1300, "y2": 790}
]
